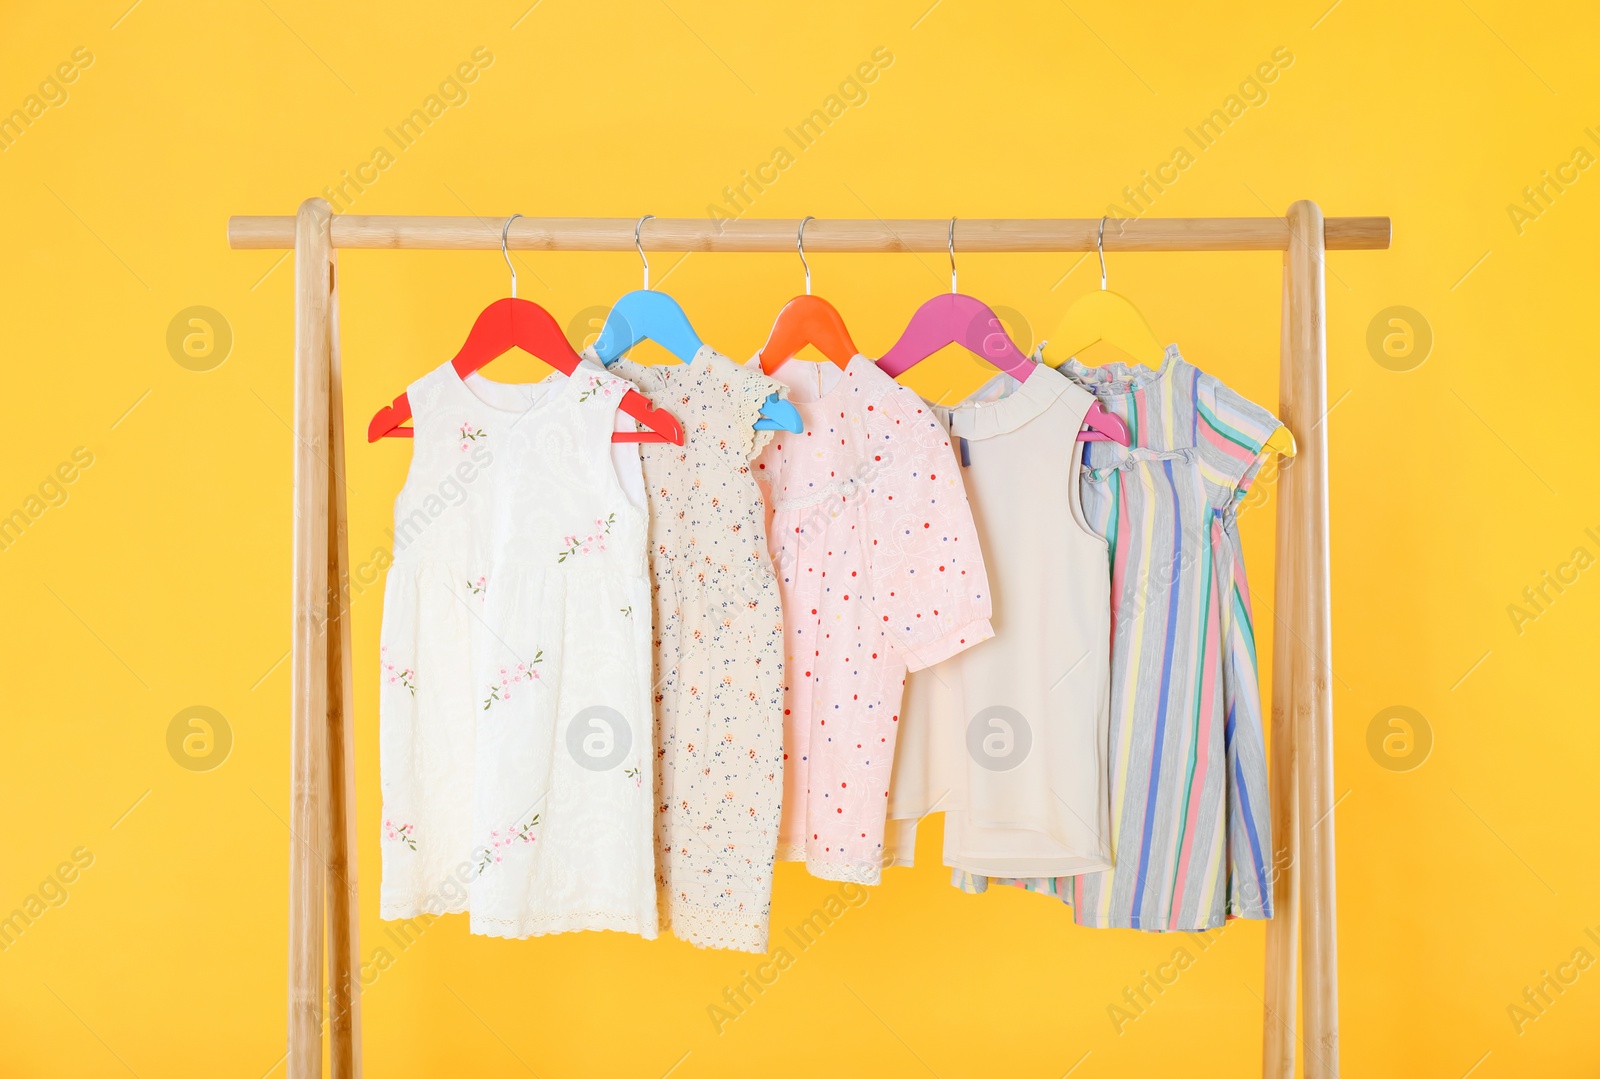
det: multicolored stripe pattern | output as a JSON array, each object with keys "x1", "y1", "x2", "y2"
[{"x1": 958, "y1": 347, "x2": 1278, "y2": 931}]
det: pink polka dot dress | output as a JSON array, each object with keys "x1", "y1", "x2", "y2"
[{"x1": 752, "y1": 355, "x2": 994, "y2": 884}]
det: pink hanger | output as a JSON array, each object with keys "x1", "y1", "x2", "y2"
[
  {"x1": 1077, "y1": 402, "x2": 1130, "y2": 444},
  {"x1": 877, "y1": 219, "x2": 1035, "y2": 382}
]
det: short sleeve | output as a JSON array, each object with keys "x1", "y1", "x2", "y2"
[
  {"x1": 1194, "y1": 373, "x2": 1283, "y2": 511},
  {"x1": 730, "y1": 360, "x2": 790, "y2": 462},
  {"x1": 862, "y1": 386, "x2": 994, "y2": 672}
]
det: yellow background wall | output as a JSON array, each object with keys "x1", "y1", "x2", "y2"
[{"x1": 2, "y1": 1, "x2": 1596, "y2": 1075}]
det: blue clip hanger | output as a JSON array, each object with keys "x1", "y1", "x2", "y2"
[{"x1": 595, "y1": 216, "x2": 802, "y2": 434}]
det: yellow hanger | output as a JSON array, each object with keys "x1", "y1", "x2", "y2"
[
  {"x1": 1040, "y1": 217, "x2": 1166, "y2": 370},
  {"x1": 1042, "y1": 217, "x2": 1296, "y2": 460}
]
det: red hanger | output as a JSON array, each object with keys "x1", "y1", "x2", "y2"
[
  {"x1": 368, "y1": 218, "x2": 683, "y2": 445},
  {"x1": 877, "y1": 219, "x2": 1035, "y2": 383},
  {"x1": 757, "y1": 218, "x2": 857, "y2": 375}
]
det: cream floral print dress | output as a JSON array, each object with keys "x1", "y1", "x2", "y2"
[
  {"x1": 378, "y1": 359, "x2": 657, "y2": 940},
  {"x1": 600, "y1": 345, "x2": 789, "y2": 953}
]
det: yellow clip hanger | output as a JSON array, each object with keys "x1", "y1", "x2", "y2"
[{"x1": 1040, "y1": 217, "x2": 1166, "y2": 370}]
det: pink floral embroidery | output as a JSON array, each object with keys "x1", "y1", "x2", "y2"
[
  {"x1": 578, "y1": 374, "x2": 620, "y2": 403},
  {"x1": 625, "y1": 766, "x2": 643, "y2": 788},
  {"x1": 476, "y1": 813, "x2": 540, "y2": 873},
  {"x1": 458, "y1": 422, "x2": 486, "y2": 451},
  {"x1": 556, "y1": 513, "x2": 615, "y2": 563},
  {"x1": 483, "y1": 651, "x2": 543, "y2": 709},
  {"x1": 383, "y1": 819, "x2": 416, "y2": 850},
  {"x1": 467, "y1": 575, "x2": 487, "y2": 598},
  {"x1": 380, "y1": 646, "x2": 416, "y2": 696}
]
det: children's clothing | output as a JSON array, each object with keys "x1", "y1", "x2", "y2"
[
  {"x1": 604, "y1": 346, "x2": 788, "y2": 953},
  {"x1": 378, "y1": 360, "x2": 657, "y2": 939},
  {"x1": 961, "y1": 346, "x2": 1279, "y2": 931},
  {"x1": 753, "y1": 354, "x2": 994, "y2": 885},
  {"x1": 887, "y1": 361, "x2": 1112, "y2": 878}
]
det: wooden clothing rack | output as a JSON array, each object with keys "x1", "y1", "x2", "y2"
[{"x1": 227, "y1": 202, "x2": 1389, "y2": 1079}]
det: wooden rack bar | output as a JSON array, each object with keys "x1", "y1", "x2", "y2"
[
  {"x1": 246, "y1": 199, "x2": 1382, "y2": 1079},
  {"x1": 228, "y1": 214, "x2": 1390, "y2": 253}
]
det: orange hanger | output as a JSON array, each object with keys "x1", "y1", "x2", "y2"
[{"x1": 757, "y1": 217, "x2": 857, "y2": 375}]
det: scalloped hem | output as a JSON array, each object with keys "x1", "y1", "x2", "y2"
[
  {"x1": 469, "y1": 910, "x2": 659, "y2": 940},
  {"x1": 380, "y1": 896, "x2": 468, "y2": 920},
  {"x1": 662, "y1": 899, "x2": 770, "y2": 954},
  {"x1": 777, "y1": 844, "x2": 883, "y2": 886}
]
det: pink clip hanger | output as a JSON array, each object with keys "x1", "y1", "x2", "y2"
[{"x1": 877, "y1": 218, "x2": 1035, "y2": 382}]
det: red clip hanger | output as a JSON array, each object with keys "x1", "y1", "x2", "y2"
[
  {"x1": 367, "y1": 298, "x2": 683, "y2": 444},
  {"x1": 368, "y1": 217, "x2": 683, "y2": 445}
]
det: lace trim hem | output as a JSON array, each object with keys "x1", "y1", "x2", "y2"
[
  {"x1": 777, "y1": 848, "x2": 882, "y2": 886},
  {"x1": 662, "y1": 899, "x2": 770, "y2": 954},
  {"x1": 468, "y1": 910, "x2": 659, "y2": 940},
  {"x1": 380, "y1": 895, "x2": 468, "y2": 920}
]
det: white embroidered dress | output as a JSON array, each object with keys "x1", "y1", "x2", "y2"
[{"x1": 378, "y1": 360, "x2": 657, "y2": 939}]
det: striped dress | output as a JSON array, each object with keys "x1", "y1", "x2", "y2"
[{"x1": 956, "y1": 346, "x2": 1278, "y2": 931}]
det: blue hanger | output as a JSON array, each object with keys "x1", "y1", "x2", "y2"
[{"x1": 595, "y1": 216, "x2": 802, "y2": 434}]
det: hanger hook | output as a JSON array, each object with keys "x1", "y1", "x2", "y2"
[
  {"x1": 635, "y1": 214, "x2": 655, "y2": 290},
  {"x1": 501, "y1": 213, "x2": 523, "y2": 298},
  {"x1": 948, "y1": 216, "x2": 958, "y2": 294},
  {"x1": 797, "y1": 215, "x2": 815, "y2": 296},
  {"x1": 1097, "y1": 215, "x2": 1109, "y2": 291}
]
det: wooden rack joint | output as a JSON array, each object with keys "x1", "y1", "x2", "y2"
[{"x1": 234, "y1": 201, "x2": 1384, "y2": 1079}]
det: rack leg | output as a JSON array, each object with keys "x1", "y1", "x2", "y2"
[
  {"x1": 289, "y1": 197, "x2": 334, "y2": 1079},
  {"x1": 1262, "y1": 264, "x2": 1302, "y2": 1079},
  {"x1": 324, "y1": 249, "x2": 363, "y2": 1078},
  {"x1": 1286, "y1": 200, "x2": 1339, "y2": 1077}
]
